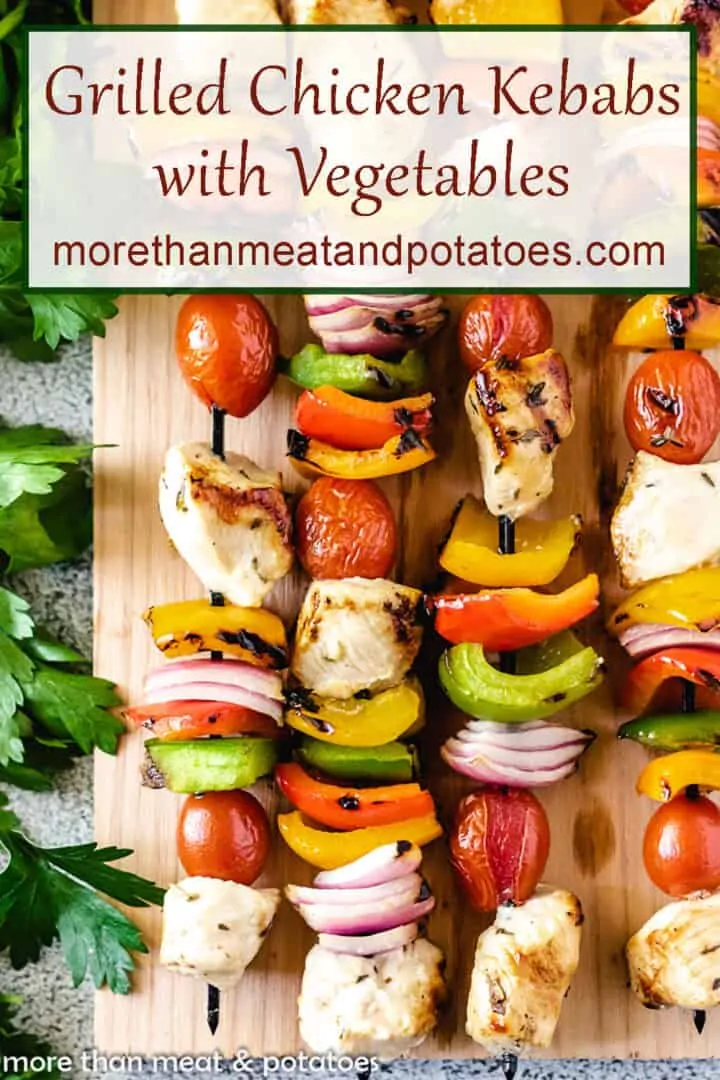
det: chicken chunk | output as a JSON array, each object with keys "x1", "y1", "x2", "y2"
[
  {"x1": 160, "y1": 877, "x2": 280, "y2": 990},
  {"x1": 623, "y1": 0, "x2": 720, "y2": 60},
  {"x1": 176, "y1": 0, "x2": 282, "y2": 23},
  {"x1": 466, "y1": 886, "x2": 583, "y2": 1055},
  {"x1": 282, "y1": 0, "x2": 401, "y2": 22},
  {"x1": 611, "y1": 452, "x2": 720, "y2": 588},
  {"x1": 159, "y1": 442, "x2": 293, "y2": 608},
  {"x1": 291, "y1": 578, "x2": 423, "y2": 698},
  {"x1": 464, "y1": 350, "x2": 574, "y2": 520},
  {"x1": 298, "y1": 939, "x2": 446, "y2": 1055},
  {"x1": 627, "y1": 892, "x2": 720, "y2": 1010}
]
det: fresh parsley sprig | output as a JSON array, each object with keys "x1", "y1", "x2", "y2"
[
  {"x1": 0, "y1": 994, "x2": 59, "y2": 1079},
  {"x1": 0, "y1": 795, "x2": 165, "y2": 994}
]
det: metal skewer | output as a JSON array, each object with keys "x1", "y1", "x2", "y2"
[
  {"x1": 207, "y1": 404, "x2": 227, "y2": 1036},
  {"x1": 669, "y1": 334, "x2": 707, "y2": 1039},
  {"x1": 498, "y1": 513, "x2": 518, "y2": 1080}
]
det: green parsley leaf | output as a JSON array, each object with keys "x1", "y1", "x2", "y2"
[
  {"x1": 0, "y1": 802, "x2": 164, "y2": 993},
  {"x1": 20, "y1": 666, "x2": 123, "y2": 756},
  {"x1": 0, "y1": 994, "x2": 60, "y2": 1080},
  {"x1": 0, "y1": 430, "x2": 94, "y2": 510},
  {"x1": 0, "y1": 587, "x2": 32, "y2": 639},
  {"x1": 25, "y1": 294, "x2": 120, "y2": 350}
]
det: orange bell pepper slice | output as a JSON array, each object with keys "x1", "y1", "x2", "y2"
[
  {"x1": 275, "y1": 762, "x2": 435, "y2": 830},
  {"x1": 621, "y1": 648, "x2": 720, "y2": 717},
  {"x1": 430, "y1": 573, "x2": 599, "y2": 651},
  {"x1": 295, "y1": 385, "x2": 433, "y2": 452},
  {"x1": 698, "y1": 149, "x2": 720, "y2": 210},
  {"x1": 637, "y1": 750, "x2": 720, "y2": 802},
  {"x1": 287, "y1": 428, "x2": 436, "y2": 480},
  {"x1": 613, "y1": 294, "x2": 720, "y2": 351}
]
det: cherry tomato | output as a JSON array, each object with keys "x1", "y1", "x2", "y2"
[
  {"x1": 295, "y1": 478, "x2": 397, "y2": 579},
  {"x1": 643, "y1": 790, "x2": 720, "y2": 898},
  {"x1": 624, "y1": 349, "x2": 720, "y2": 465},
  {"x1": 450, "y1": 787, "x2": 550, "y2": 912},
  {"x1": 458, "y1": 295, "x2": 554, "y2": 373},
  {"x1": 177, "y1": 790, "x2": 271, "y2": 885},
  {"x1": 176, "y1": 295, "x2": 278, "y2": 418}
]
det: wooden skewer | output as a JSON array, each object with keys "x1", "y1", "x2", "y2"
[
  {"x1": 207, "y1": 404, "x2": 227, "y2": 1037},
  {"x1": 498, "y1": 514, "x2": 518, "y2": 1078},
  {"x1": 669, "y1": 334, "x2": 707, "y2": 1039}
]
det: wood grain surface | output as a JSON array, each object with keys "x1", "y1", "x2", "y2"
[{"x1": 93, "y1": 0, "x2": 719, "y2": 1062}]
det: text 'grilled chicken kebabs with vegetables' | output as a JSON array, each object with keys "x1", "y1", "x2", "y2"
[
  {"x1": 425, "y1": 295, "x2": 604, "y2": 1064},
  {"x1": 124, "y1": 294, "x2": 296, "y2": 1032},
  {"x1": 607, "y1": 292, "x2": 720, "y2": 1026},
  {"x1": 277, "y1": 292, "x2": 448, "y2": 1055}
]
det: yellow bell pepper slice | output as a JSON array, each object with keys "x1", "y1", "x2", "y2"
[
  {"x1": 608, "y1": 568, "x2": 720, "y2": 636},
  {"x1": 637, "y1": 750, "x2": 720, "y2": 803},
  {"x1": 277, "y1": 811, "x2": 443, "y2": 870},
  {"x1": 284, "y1": 678, "x2": 425, "y2": 747},
  {"x1": 439, "y1": 495, "x2": 582, "y2": 587},
  {"x1": 287, "y1": 429, "x2": 436, "y2": 481},
  {"x1": 698, "y1": 66, "x2": 720, "y2": 128},
  {"x1": 613, "y1": 294, "x2": 720, "y2": 351},
  {"x1": 431, "y1": 0, "x2": 562, "y2": 23},
  {"x1": 142, "y1": 598, "x2": 287, "y2": 668}
]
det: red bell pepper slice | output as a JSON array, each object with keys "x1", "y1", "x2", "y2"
[
  {"x1": 125, "y1": 700, "x2": 281, "y2": 740},
  {"x1": 295, "y1": 385, "x2": 433, "y2": 451},
  {"x1": 621, "y1": 648, "x2": 720, "y2": 717},
  {"x1": 430, "y1": 574, "x2": 599, "y2": 651},
  {"x1": 275, "y1": 762, "x2": 435, "y2": 830}
]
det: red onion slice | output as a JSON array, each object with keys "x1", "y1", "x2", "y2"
[
  {"x1": 299, "y1": 892, "x2": 435, "y2": 936},
  {"x1": 313, "y1": 841, "x2": 423, "y2": 889},
  {"x1": 141, "y1": 680, "x2": 283, "y2": 723},
  {"x1": 145, "y1": 658, "x2": 284, "y2": 701},
  {"x1": 699, "y1": 115, "x2": 720, "y2": 152},
  {"x1": 619, "y1": 623, "x2": 720, "y2": 659},
  {"x1": 287, "y1": 872, "x2": 421, "y2": 908},
  {"x1": 455, "y1": 722, "x2": 594, "y2": 752},
  {"x1": 443, "y1": 736, "x2": 588, "y2": 772},
  {"x1": 442, "y1": 746, "x2": 578, "y2": 787},
  {"x1": 304, "y1": 294, "x2": 433, "y2": 317},
  {"x1": 317, "y1": 923, "x2": 419, "y2": 956}
]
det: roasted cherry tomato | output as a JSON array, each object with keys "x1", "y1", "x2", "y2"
[
  {"x1": 176, "y1": 295, "x2": 278, "y2": 418},
  {"x1": 458, "y1": 294, "x2": 553, "y2": 373},
  {"x1": 295, "y1": 477, "x2": 397, "y2": 579},
  {"x1": 177, "y1": 789, "x2": 271, "y2": 884},
  {"x1": 624, "y1": 350, "x2": 720, "y2": 465},
  {"x1": 643, "y1": 790, "x2": 720, "y2": 897},
  {"x1": 450, "y1": 787, "x2": 550, "y2": 912}
]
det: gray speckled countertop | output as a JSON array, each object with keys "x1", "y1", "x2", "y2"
[{"x1": 0, "y1": 340, "x2": 713, "y2": 1080}]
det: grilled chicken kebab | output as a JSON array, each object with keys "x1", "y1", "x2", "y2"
[{"x1": 464, "y1": 349, "x2": 575, "y2": 520}]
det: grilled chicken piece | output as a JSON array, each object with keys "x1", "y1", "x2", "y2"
[
  {"x1": 627, "y1": 892, "x2": 720, "y2": 1010},
  {"x1": 611, "y1": 452, "x2": 720, "y2": 588},
  {"x1": 464, "y1": 350, "x2": 575, "y2": 520},
  {"x1": 159, "y1": 442, "x2": 293, "y2": 608},
  {"x1": 466, "y1": 886, "x2": 583, "y2": 1055},
  {"x1": 282, "y1": 0, "x2": 401, "y2": 22},
  {"x1": 291, "y1": 578, "x2": 423, "y2": 699},
  {"x1": 298, "y1": 939, "x2": 446, "y2": 1055},
  {"x1": 160, "y1": 877, "x2": 280, "y2": 990},
  {"x1": 176, "y1": 0, "x2": 282, "y2": 22},
  {"x1": 623, "y1": 0, "x2": 720, "y2": 60}
]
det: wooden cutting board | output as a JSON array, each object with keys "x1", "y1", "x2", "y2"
[{"x1": 93, "y1": 0, "x2": 720, "y2": 1061}]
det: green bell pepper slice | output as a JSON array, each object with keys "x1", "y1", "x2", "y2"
[
  {"x1": 439, "y1": 632, "x2": 604, "y2": 723},
  {"x1": 280, "y1": 344, "x2": 427, "y2": 400},
  {"x1": 297, "y1": 737, "x2": 419, "y2": 783},
  {"x1": 142, "y1": 737, "x2": 277, "y2": 793},
  {"x1": 618, "y1": 710, "x2": 720, "y2": 752}
]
